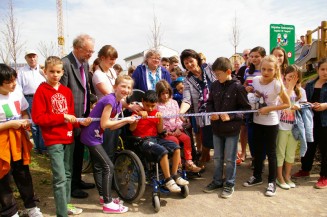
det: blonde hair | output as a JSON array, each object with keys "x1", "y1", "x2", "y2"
[
  {"x1": 45, "y1": 56, "x2": 63, "y2": 69},
  {"x1": 114, "y1": 75, "x2": 134, "y2": 91},
  {"x1": 261, "y1": 55, "x2": 285, "y2": 93}
]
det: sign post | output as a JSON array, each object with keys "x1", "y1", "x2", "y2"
[{"x1": 270, "y1": 24, "x2": 295, "y2": 64}]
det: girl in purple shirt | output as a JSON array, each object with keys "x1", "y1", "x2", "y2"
[{"x1": 81, "y1": 75, "x2": 136, "y2": 214}]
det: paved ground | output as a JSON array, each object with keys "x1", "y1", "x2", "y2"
[{"x1": 38, "y1": 150, "x2": 327, "y2": 217}]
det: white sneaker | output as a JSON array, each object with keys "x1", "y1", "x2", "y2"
[
  {"x1": 11, "y1": 212, "x2": 19, "y2": 217},
  {"x1": 265, "y1": 182, "x2": 277, "y2": 197},
  {"x1": 27, "y1": 207, "x2": 43, "y2": 217},
  {"x1": 174, "y1": 177, "x2": 189, "y2": 186},
  {"x1": 164, "y1": 179, "x2": 181, "y2": 192},
  {"x1": 67, "y1": 204, "x2": 83, "y2": 215}
]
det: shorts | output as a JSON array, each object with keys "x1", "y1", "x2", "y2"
[{"x1": 139, "y1": 137, "x2": 180, "y2": 162}]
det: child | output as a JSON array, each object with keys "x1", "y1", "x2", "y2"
[
  {"x1": 32, "y1": 56, "x2": 91, "y2": 216},
  {"x1": 171, "y1": 77, "x2": 184, "y2": 106},
  {"x1": 90, "y1": 93, "x2": 98, "y2": 110},
  {"x1": 155, "y1": 80, "x2": 201, "y2": 173},
  {"x1": 271, "y1": 47, "x2": 289, "y2": 78},
  {"x1": 203, "y1": 57, "x2": 251, "y2": 198},
  {"x1": 80, "y1": 75, "x2": 136, "y2": 214},
  {"x1": 276, "y1": 65, "x2": 307, "y2": 189},
  {"x1": 293, "y1": 58, "x2": 327, "y2": 189},
  {"x1": 0, "y1": 64, "x2": 43, "y2": 217},
  {"x1": 243, "y1": 55, "x2": 290, "y2": 197},
  {"x1": 244, "y1": 46, "x2": 266, "y2": 167},
  {"x1": 129, "y1": 90, "x2": 189, "y2": 192}
]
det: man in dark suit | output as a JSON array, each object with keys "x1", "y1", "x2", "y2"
[{"x1": 61, "y1": 34, "x2": 95, "y2": 198}]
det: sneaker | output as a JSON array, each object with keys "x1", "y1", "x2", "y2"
[
  {"x1": 276, "y1": 179, "x2": 290, "y2": 190},
  {"x1": 67, "y1": 204, "x2": 83, "y2": 215},
  {"x1": 164, "y1": 179, "x2": 181, "y2": 192},
  {"x1": 265, "y1": 182, "x2": 277, "y2": 197},
  {"x1": 203, "y1": 181, "x2": 223, "y2": 193},
  {"x1": 174, "y1": 176, "x2": 189, "y2": 186},
  {"x1": 286, "y1": 180, "x2": 296, "y2": 188},
  {"x1": 100, "y1": 197, "x2": 124, "y2": 205},
  {"x1": 103, "y1": 203, "x2": 128, "y2": 214},
  {"x1": 27, "y1": 207, "x2": 43, "y2": 217},
  {"x1": 185, "y1": 161, "x2": 202, "y2": 173},
  {"x1": 11, "y1": 212, "x2": 19, "y2": 217},
  {"x1": 221, "y1": 186, "x2": 234, "y2": 198},
  {"x1": 243, "y1": 176, "x2": 263, "y2": 187},
  {"x1": 292, "y1": 170, "x2": 310, "y2": 178},
  {"x1": 315, "y1": 176, "x2": 327, "y2": 189}
]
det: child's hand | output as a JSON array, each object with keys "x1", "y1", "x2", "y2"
[
  {"x1": 129, "y1": 103, "x2": 143, "y2": 113},
  {"x1": 138, "y1": 111, "x2": 148, "y2": 119},
  {"x1": 125, "y1": 116, "x2": 137, "y2": 124},
  {"x1": 312, "y1": 102, "x2": 327, "y2": 111},
  {"x1": 245, "y1": 86, "x2": 254, "y2": 93},
  {"x1": 155, "y1": 112, "x2": 162, "y2": 118},
  {"x1": 64, "y1": 114, "x2": 77, "y2": 123},
  {"x1": 8, "y1": 120, "x2": 28, "y2": 129},
  {"x1": 220, "y1": 113, "x2": 230, "y2": 122},
  {"x1": 174, "y1": 128, "x2": 182, "y2": 136},
  {"x1": 291, "y1": 104, "x2": 301, "y2": 110},
  {"x1": 210, "y1": 114, "x2": 219, "y2": 120},
  {"x1": 258, "y1": 107, "x2": 270, "y2": 115},
  {"x1": 80, "y1": 117, "x2": 92, "y2": 126}
]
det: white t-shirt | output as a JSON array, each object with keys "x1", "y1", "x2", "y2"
[
  {"x1": 252, "y1": 76, "x2": 283, "y2": 126},
  {"x1": 92, "y1": 68, "x2": 117, "y2": 99},
  {"x1": 17, "y1": 65, "x2": 46, "y2": 95},
  {"x1": 279, "y1": 87, "x2": 307, "y2": 130},
  {"x1": 0, "y1": 88, "x2": 29, "y2": 122}
]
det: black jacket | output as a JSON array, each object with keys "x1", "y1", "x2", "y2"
[{"x1": 206, "y1": 78, "x2": 251, "y2": 136}]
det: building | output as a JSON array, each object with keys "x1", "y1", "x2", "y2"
[{"x1": 124, "y1": 45, "x2": 179, "y2": 68}]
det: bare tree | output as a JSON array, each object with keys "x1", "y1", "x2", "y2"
[
  {"x1": 148, "y1": 13, "x2": 162, "y2": 51},
  {"x1": 0, "y1": 0, "x2": 25, "y2": 70},
  {"x1": 230, "y1": 13, "x2": 240, "y2": 54},
  {"x1": 37, "y1": 41, "x2": 58, "y2": 59}
]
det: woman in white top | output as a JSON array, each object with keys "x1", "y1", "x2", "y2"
[{"x1": 92, "y1": 45, "x2": 118, "y2": 100}]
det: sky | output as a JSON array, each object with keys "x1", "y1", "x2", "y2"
[{"x1": 0, "y1": 0, "x2": 326, "y2": 69}]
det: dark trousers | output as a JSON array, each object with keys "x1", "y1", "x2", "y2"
[
  {"x1": 71, "y1": 135, "x2": 85, "y2": 191},
  {"x1": 0, "y1": 160, "x2": 37, "y2": 217},
  {"x1": 88, "y1": 145, "x2": 114, "y2": 204},
  {"x1": 253, "y1": 123, "x2": 278, "y2": 183},
  {"x1": 302, "y1": 124, "x2": 327, "y2": 177},
  {"x1": 102, "y1": 128, "x2": 121, "y2": 161}
]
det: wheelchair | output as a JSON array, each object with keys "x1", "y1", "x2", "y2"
[{"x1": 113, "y1": 89, "x2": 190, "y2": 212}]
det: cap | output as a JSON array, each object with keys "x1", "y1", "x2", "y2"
[{"x1": 25, "y1": 49, "x2": 37, "y2": 57}]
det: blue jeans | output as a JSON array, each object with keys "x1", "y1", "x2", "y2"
[
  {"x1": 212, "y1": 134, "x2": 239, "y2": 186},
  {"x1": 25, "y1": 96, "x2": 46, "y2": 152},
  {"x1": 47, "y1": 144, "x2": 74, "y2": 217}
]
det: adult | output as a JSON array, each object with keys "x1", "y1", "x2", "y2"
[
  {"x1": 60, "y1": 34, "x2": 95, "y2": 199},
  {"x1": 179, "y1": 49, "x2": 216, "y2": 169},
  {"x1": 17, "y1": 50, "x2": 46, "y2": 155},
  {"x1": 241, "y1": 49, "x2": 251, "y2": 66},
  {"x1": 132, "y1": 49, "x2": 171, "y2": 92}
]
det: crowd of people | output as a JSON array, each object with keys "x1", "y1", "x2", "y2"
[{"x1": 0, "y1": 32, "x2": 326, "y2": 217}]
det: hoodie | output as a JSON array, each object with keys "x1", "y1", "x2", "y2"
[
  {"x1": 206, "y1": 78, "x2": 251, "y2": 136},
  {"x1": 32, "y1": 82, "x2": 75, "y2": 146}
]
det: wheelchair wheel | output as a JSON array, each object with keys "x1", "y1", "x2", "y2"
[
  {"x1": 152, "y1": 195, "x2": 160, "y2": 212},
  {"x1": 114, "y1": 150, "x2": 146, "y2": 203},
  {"x1": 82, "y1": 147, "x2": 92, "y2": 173},
  {"x1": 181, "y1": 185, "x2": 189, "y2": 198}
]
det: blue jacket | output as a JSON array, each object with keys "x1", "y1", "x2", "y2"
[
  {"x1": 292, "y1": 104, "x2": 314, "y2": 157},
  {"x1": 305, "y1": 77, "x2": 327, "y2": 126},
  {"x1": 132, "y1": 64, "x2": 171, "y2": 92}
]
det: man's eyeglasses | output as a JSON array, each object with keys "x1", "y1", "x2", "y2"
[{"x1": 80, "y1": 47, "x2": 95, "y2": 54}]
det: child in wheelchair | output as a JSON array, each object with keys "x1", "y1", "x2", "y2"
[
  {"x1": 129, "y1": 90, "x2": 189, "y2": 193},
  {"x1": 155, "y1": 80, "x2": 201, "y2": 173}
]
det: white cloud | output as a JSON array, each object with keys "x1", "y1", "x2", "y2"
[{"x1": 2, "y1": 0, "x2": 327, "y2": 68}]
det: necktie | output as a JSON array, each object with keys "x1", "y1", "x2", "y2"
[{"x1": 79, "y1": 64, "x2": 87, "y2": 113}]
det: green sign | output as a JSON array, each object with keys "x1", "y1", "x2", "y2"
[{"x1": 270, "y1": 24, "x2": 295, "y2": 64}]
